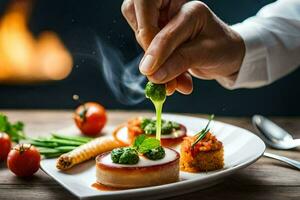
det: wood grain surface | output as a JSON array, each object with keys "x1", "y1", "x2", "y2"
[{"x1": 0, "y1": 110, "x2": 299, "y2": 200}]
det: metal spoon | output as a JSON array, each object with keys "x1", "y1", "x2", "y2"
[
  {"x1": 252, "y1": 115, "x2": 300, "y2": 149},
  {"x1": 252, "y1": 115, "x2": 300, "y2": 170},
  {"x1": 263, "y1": 152, "x2": 300, "y2": 170}
]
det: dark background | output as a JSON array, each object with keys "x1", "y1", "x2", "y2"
[{"x1": 0, "y1": 0, "x2": 299, "y2": 116}]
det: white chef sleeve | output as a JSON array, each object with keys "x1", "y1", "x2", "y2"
[{"x1": 224, "y1": 0, "x2": 300, "y2": 89}]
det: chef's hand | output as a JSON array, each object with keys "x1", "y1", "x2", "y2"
[{"x1": 122, "y1": 0, "x2": 245, "y2": 95}]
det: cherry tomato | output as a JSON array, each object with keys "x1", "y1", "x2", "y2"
[
  {"x1": 74, "y1": 102, "x2": 107, "y2": 136},
  {"x1": 0, "y1": 132, "x2": 12, "y2": 161},
  {"x1": 7, "y1": 144, "x2": 41, "y2": 177}
]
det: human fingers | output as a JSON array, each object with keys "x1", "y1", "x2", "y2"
[
  {"x1": 175, "y1": 72, "x2": 193, "y2": 95},
  {"x1": 121, "y1": 0, "x2": 138, "y2": 31},
  {"x1": 139, "y1": 1, "x2": 208, "y2": 75},
  {"x1": 165, "y1": 72, "x2": 193, "y2": 96},
  {"x1": 133, "y1": 0, "x2": 170, "y2": 49},
  {"x1": 147, "y1": 46, "x2": 190, "y2": 83},
  {"x1": 166, "y1": 79, "x2": 177, "y2": 96}
]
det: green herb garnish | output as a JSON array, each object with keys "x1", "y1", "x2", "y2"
[
  {"x1": 111, "y1": 147, "x2": 139, "y2": 164},
  {"x1": 133, "y1": 135, "x2": 164, "y2": 160},
  {"x1": 143, "y1": 146, "x2": 165, "y2": 160},
  {"x1": 191, "y1": 115, "x2": 214, "y2": 148},
  {"x1": 0, "y1": 113, "x2": 26, "y2": 142},
  {"x1": 141, "y1": 118, "x2": 180, "y2": 135},
  {"x1": 145, "y1": 82, "x2": 166, "y2": 141},
  {"x1": 134, "y1": 135, "x2": 160, "y2": 154},
  {"x1": 133, "y1": 134, "x2": 146, "y2": 148},
  {"x1": 111, "y1": 135, "x2": 164, "y2": 164}
]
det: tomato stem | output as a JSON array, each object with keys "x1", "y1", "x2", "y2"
[
  {"x1": 14, "y1": 143, "x2": 32, "y2": 154},
  {"x1": 73, "y1": 94, "x2": 87, "y2": 122}
]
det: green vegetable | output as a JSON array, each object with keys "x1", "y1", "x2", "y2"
[
  {"x1": 46, "y1": 138, "x2": 84, "y2": 146},
  {"x1": 0, "y1": 113, "x2": 92, "y2": 158},
  {"x1": 36, "y1": 145, "x2": 78, "y2": 158},
  {"x1": 111, "y1": 135, "x2": 164, "y2": 163},
  {"x1": 119, "y1": 148, "x2": 139, "y2": 164},
  {"x1": 133, "y1": 134, "x2": 146, "y2": 148},
  {"x1": 138, "y1": 137, "x2": 160, "y2": 153},
  {"x1": 42, "y1": 152, "x2": 64, "y2": 158},
  {"x1": 30, "y1": 137, "x2": 84, "y2": 146},
  {"x1": 55, "y1": 146, "x2": 77, "y2": 153},
  {"x1": 133, "y1": 135, "x2": 160, "y2": 154},
  {"x1": 133, "y1": 135, "x2": 164, "y2": 160},
  {"x1": 145, "y1": 82, "x2": 166, "y2": 102},
  {"x1": 0, "y1": 113, "x2": 26, "y2": 142},
  {"x1": 140, "y1": 118, "x2": 152, "y2": 129},
  {"x1": 111, "y1": 148, "x2": 125, "y2": 163},
  {"x1": 141, "y1": 118, "x2": 180, "y2": 135},
  {"x1": 0, "y1": 114, "x2": 90, "y2": 158},
  {"x1": 171, "y1": 121, "x2": 180, "y2": 129},
  {"x1": 37, "y1": 147, "x2": 61, "y2": 154},
  {"x1": 26, "y1": 134, "x2": 91, "y2": 158},
  {"x1": 37, "y1": 146, "x2": 77, "y2": 155},
  {"x1": 51, "y1": 133, "x2": 92, "y2": 143},
  {"x1": 111, "y1": 147, "x2": 139, "y2": 164},
  {"x1": 192, "y1": 115, "x2": 214, "y2": 148},
  {"x1": 162, "y1": 120, "x2": 176, "y2": 134},
  {"x1": 145, "y1": 82, "x2": 166, "y2": 141},
  {"x1": 144, "y1": 122, "x2": 156, "y2": 134},
  {"x1": 27, "y1": 140, "x2": 59, "y2": 148},
  {"x1": 143, "y1": 146, "x2": 165, "y2": 160}
]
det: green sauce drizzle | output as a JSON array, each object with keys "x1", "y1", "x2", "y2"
[{"x1": 145, "y1": 82, "x2": 166, "y2": 141}]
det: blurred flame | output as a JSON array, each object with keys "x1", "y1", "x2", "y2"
[{"x1": 0, "y1": 0, "x2": 73, "y2": 83}]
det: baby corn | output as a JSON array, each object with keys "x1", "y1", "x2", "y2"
[{"x1": 56, "y1": 136, "x2": 124, "y2": 170}]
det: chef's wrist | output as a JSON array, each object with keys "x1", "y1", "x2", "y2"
[
  {"x1": 229, "y1": 21, "x2": 268, "y2": 89},
  {"x1": 216, "y1": 28, "x2": 246, "y2": 89}
]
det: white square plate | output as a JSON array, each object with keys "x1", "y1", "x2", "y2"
[{"x1": 41, "y1": 114, "x2": 265, "y2": 200}]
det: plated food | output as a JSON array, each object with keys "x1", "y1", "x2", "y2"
[
  {"x1": 41, "y1": 114, "x2": 266, "y2": 199},
  {"x1": 56, "y1": 137, "x2": 124, "y2": 170},
  {"x1": 180, "y1": 132, "x2": 224, "y2": 172},
  {"x1": 94, "y1": 82, "x2": 182, "y2": 188},
  {"x1": 96, "y1": 145, "x2": 179, "y2": 188},
  {"x1": 53, "y1": 82, "x2": 224, "y2": 190},
  {"x1": 1, "y1": 81, "x2": 266, "y2": 199},
  {"x1": 180, "y1": 115, "x2": 224, "y2": 172},
  {"x1": 113, "y1": 117, "x2": 187, "y2": 147}
]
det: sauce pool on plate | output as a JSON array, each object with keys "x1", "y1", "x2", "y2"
[{"x1": 91, "y1": 182, "x2": 124, "y2": 191}]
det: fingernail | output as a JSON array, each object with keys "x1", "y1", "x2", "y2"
[
  {"x1": 152, "y1": 69, "x2": 167, "y2": 82},
  {"x1": 139, "y1": 55, "x2": 155, "y2": 74}
]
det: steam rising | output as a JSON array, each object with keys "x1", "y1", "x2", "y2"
[{"x1": 95, "y1": 37, "x2": 146, "y2": 105}]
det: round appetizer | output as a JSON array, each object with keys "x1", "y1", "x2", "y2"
[
  {"x1": 113, "y1": 117, "x2": 187, "y2": 147},
  {"x1": 96, "y1": 135, "x2": 180, "y2": 188},
  {"x1": 180, "y1": 115, "x2": 224, "y2": 172}
]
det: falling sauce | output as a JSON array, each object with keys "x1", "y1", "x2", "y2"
[
  {"x1": 145, "y1": 82, "x2": 166, "y2": 142},
  {"x1": 91, "y1": 182, "x2": 124, "y2": 191}
]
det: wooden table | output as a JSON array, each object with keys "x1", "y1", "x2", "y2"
[{"x1": 0, "y1": 110, "x2": 299, "y2": 200}]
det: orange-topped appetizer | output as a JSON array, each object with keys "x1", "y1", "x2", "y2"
[
  {"x1": 113, "y1": 117, "x2": 187, "y2": 147},
  {"x1": 180, "y1": 115, "x2": 224, "y2": 172}
]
